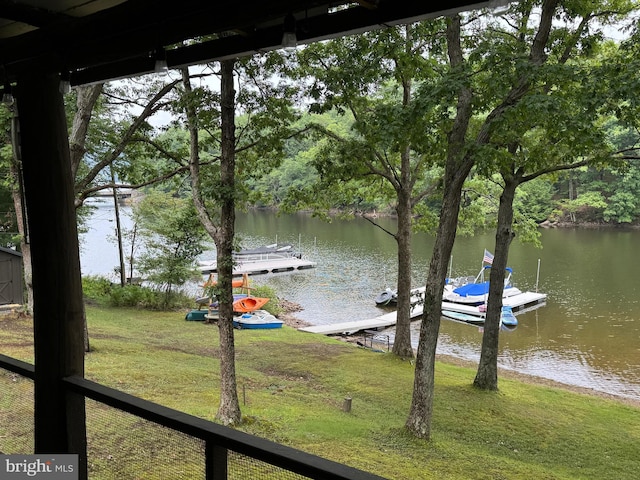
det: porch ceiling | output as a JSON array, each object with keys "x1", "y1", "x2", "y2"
[{"x1": 0, "y1": 0, "x2": 497, "y2": 86}]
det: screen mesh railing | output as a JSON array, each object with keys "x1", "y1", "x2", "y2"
[
  {"x1": 0, "y1": 355, "x2": 383, "y2": 480},
  {"x1": 86, "y1": 398, "x2": 207, "y2": 478},
  {"x1": 86, "y1": 398, "x2": 310, "y2": 479},
  {"x1": 0, "y1": 367, "x2": 33, "y2": 454}
]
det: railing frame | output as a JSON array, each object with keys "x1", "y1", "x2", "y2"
[{"x1": 0, "y1": 353, "x2": 386, "y2": 480}]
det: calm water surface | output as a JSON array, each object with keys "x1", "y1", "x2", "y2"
[{"x1": 80, "y1": 203, "x2": 640, "y2": 401}]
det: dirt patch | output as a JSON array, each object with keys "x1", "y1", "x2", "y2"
[{"x1": 0, "y1": 311, "x2": 32, "y2": 328}]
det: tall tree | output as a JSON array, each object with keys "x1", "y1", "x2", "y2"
[
  {"x1": 182, "y1": 62, "x2": 241, "y2": 425},
  {"x1": 181, "y1": 53, "x2": 298, "y2": 424},
  {"x1": 472, "y1": 0, "x2": 640, "y2": 390},
  {"x1": 407, "y1": 1, "x2": 562, "y2": 439},
  {"x1": 406, "y1": 14, "x2": 475, "y2": 438},
  {"x1": 292, "y1": 23, "x2": 447, "y2": 359}
]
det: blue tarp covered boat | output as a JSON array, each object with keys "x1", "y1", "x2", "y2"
[{"x1": 443, "y1": 266, "x2": 522, "y2": 305}]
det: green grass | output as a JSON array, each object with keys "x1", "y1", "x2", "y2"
[{"x1": 1, "y1": 306, "x2": 639, "y2": 480}]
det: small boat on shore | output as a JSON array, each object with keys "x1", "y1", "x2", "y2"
[{"x1": 233, "y1": 310, "x2": 284, "y2": 329}]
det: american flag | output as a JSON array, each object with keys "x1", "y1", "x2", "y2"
[{"x1": 483, "y1": 249, "x2": 494, "y2": 265}]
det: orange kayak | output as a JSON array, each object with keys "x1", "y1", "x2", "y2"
[
  {"x1": 233, "y1": 296, "x2": 269, "y2": 313},
  {"x1": 203, "y1": 273, "x2": 249, "y2": 289}
]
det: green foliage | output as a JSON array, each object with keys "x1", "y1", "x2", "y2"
[
  {"x1": 0, "y1": 105, "x2": 20, "y2": 249},
  {"x1": 604, "y1": 191, "x2": 639, "y2": 223},
  {"x1": 554, "y1": 191, "x2": 609, "y2": 224},
  {"x1": 514, "y1": 178, "x2": 555, "y2": 224},
  {"x1": 290, "y1": 25, "x2": 448, "y2": 227},
  {"x1": 82, "y1": 275, "x2": 193, "y2": 310},
  {"x1": 107, "y1": 284, "x2": 193, "y2": 310},
  {"x1": 82, "y1": 275, "x2": 114, "y2": 304},
  {"x1": 248, "y1": 284, "x2": 282, "y2": 316},
  {"x1": 237, "y1": 17, "x2": 640, "y2": 229},
  {"x1": 133, "y1": 191, "x2": 208, "y2": 308}
]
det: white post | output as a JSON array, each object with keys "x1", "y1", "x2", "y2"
[{"x1": 535, "y1": 258, "x2": 541, "y2": 292}]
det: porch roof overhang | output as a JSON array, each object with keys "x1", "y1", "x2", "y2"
[{"x1": 1, "y1": 0, "x2": 501, "y2": 88}]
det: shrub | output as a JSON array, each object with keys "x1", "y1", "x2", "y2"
[
  {"x1": 82, "y1": 276, "x2": 114, "y2": 305},
  {"x1": 82, "y1": 276, "x2": 193, "y2": 310}
]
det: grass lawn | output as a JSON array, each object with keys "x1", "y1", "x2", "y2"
[{"x1": 1, "y1": 305, "x2": 639, "y2": 479}]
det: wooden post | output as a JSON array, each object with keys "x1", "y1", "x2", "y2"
[
  {"x1": 17, "y1": 73, "x2": 87, "y2": 479},
  {"x1": 206, "y1": 443, "x2": 228, "y2": 480}
]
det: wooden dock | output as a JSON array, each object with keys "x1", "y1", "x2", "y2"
[
  {"x1": 199, "y1": 257, "x2": 316, "y2": 276},
  {"x1": 299, "y1": 291, "x2": 547, "y2": 335},
  {"x1": 299, "y1": 306, "x2": 424, "y2": 335}
]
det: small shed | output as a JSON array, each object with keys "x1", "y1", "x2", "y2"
[{"x1": 0, "y1": 246, "x2": 23, "y2": 306}]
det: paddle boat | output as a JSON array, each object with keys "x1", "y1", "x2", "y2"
[{"x1": 233, "y1": 310, "x2": 284, "y2": 329}]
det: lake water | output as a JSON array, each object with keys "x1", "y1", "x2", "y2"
[{"x1": 80, "y1": 201, "x2": 640, "y2": 401}]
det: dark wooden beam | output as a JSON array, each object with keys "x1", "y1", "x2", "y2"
[
  {"x1": 16, "y1": 72, "x2": 87, "y2": 480},
  {"x1": 0, "y1": 0, "x2": 71, "y2": 28},
  {"x1": 1, "y1": 0, "x2": 492, "y2": 85}
]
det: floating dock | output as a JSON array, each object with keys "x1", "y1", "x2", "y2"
[
  {"x1": 299, "y1": 291, "x2": 547, "y2": 335},
  {"x1": 442, "y1": 291, "x2": 547, "y2": 316},
  {"x1": 198, "y1": 257, "x2": 316, "y2": 276},
  {"x1": 299, "y1": 307, "x2": 424, "y2": 335}
]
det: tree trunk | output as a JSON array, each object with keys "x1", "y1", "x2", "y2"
[
  {"x1": 70, "y1": 84, "x2": 102, "y2": 353},
  {"x1": 474, "y1": 174, "x2": 518, "y2": 390},
  {"x1": 8, "y1": 111, "x2": 33, "y2": 314},
  {"x1": 18, "y1": 71, "x2": 88, "y2": 480},
  {"x1": 215, "y1": 59, "x2": 242, "y2": 425},
  {"x1": 111, "y1": 166, "x2": 126, "y2": 287},
  {"x1": 181, "y1": 63, "x2": 241, "y2": 425},
  {"x1": 405, "y1": 175, "x2": 467, "y2": 439},
  {"x1": 406, "y1": 14, "x2": 474, "y2": 439},
  {"x1": 70, "y1": 85, "x2": 103, "y2": 181},
  {"x1": 392, "y1": 163, "x2": 415, "y2": 359},
  {"x1": 391, "y1": 33, "x2": 418, "y2": 359}
]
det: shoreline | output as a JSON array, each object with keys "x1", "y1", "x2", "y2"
[{"x1": 278, "y1": 302, "x2": 640, "y2": 409}]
